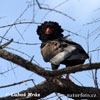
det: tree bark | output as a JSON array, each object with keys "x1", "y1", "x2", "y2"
[{"x1": 0, "y1": 78, "x2": 100, "y2": 100}]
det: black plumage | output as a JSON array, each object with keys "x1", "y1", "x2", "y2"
[
  {"x1": 37, "y1": 21, "x2": 89, "y2": 71},
  {"x1": 37, "y1": 21, "x2": 63, "y2": 42}
]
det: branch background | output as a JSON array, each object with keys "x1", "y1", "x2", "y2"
[{"x1": 0, "y1": 0, "x2": 100, "y2": 100}]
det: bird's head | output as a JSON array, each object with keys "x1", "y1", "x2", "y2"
[
  {"x1": 37, "y1": 21, "x2": 64, "y2": 42},
  {"x1": 44, "y1": 27, "x2": 53, "y2": 35}
]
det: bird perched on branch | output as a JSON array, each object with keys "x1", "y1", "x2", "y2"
[{"x1": 37, "y1": 21, "x2": 89, "y2": 80}]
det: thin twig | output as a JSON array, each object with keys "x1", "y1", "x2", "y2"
[
  {"x1": 41, "y1": 0, "x2": 70, "y2": 21},
  {"x1": 6, "y1": 47, "x2": 31, "y2": 58},
  {"x1": 83, "y1": 20, "x2": 100, "y2": 26},
  {"x1": 94, "y1": 69, "x2": 98, "y2": 89},
  {"x1": 0, "y1": 39, "x2": 13, "y2": 49},
  {"x1": 56, "y1": 93, "x2": 62, "y2": 100},
  {"x1": 0, "y1": 67, "x2": 17, "y2": 75},
  {"x1": 36, "y1": 0, "x2": 75, "y2": 21},
  {"x1": 0, "y1": 35, "x2": 41, "y2": 45},
  {"x1": 70, "y1": 75, "x2": 83, "y2": 86},
  {"x1": 9, "y1": 63, "x2": 17, "y2": 79},
  {"x1": 15, "y1": 25, "x2": 25, "y2": 41},
  {"x1": 89, "y1": 48, "x2": 100, "y2": 53},
  {"x1": 0, "y1": 3, "x2": 33, "y2": 44},
  {"x1": 0, "y1": 79, "x2": 34, "y2": 88},
  {"x1": 6, "y1": 46, "x2": 41, "y2": 66},
  {"x1": 89, "y1": 26, "x2": 100, "y2": 37},
  {"x1": 0, "y1": 21, "x2": 41, "y2": 29},
  {"x1": 91, "y1": 70, "x2": 95, "y2": 87},
  {"x1": 64, "y1": 29, "x2": 86, "y2": 39}
]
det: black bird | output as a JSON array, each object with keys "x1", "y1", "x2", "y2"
[{"x1": 37, "y1": 21, "x2": 89, "y2": 80}]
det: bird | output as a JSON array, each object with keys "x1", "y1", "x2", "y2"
[{"x1": 37, "y1": 21, "x2": 89, "y2": 80}]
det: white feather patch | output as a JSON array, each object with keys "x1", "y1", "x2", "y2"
[{"x1": 50, "y1": 46, "x2": 76, "y2": 65}]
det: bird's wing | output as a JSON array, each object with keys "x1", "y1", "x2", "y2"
[
  {"x1": 41, "y1": 40, "x2": 63, "y2": 62},
  {"x1": 50, "y1": 45, "x2": 76, "y2": 65},
  {"x1": 67, "y1": 44, "x2": 89, "y2": 60},
  {"x1": 63, "y1": 40, "x2": 89, "y2": 60},
  {"x1": 41, "y1": 39, "x2": 77, "y2": 65},
  {"x1": 63, "y1": 38, "x2": 89, "y2": 60},
  {"x1": 41, "y1": 39, "x2": 88, "y2": 65}
]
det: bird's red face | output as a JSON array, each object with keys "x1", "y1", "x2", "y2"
[{"x1": 44, "y1": 27, "x2": 53, "y2": 34}]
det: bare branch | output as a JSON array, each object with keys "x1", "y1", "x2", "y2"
[
  {"x1": 70, "y1": 75, "x2": 83, "y2": 86},
  {"x1": 94, "y1": 69, "x2": 99, "y2": 89},
  {"x1": 41, "y1": 0, "x2": 70, "y2": 21},
  {"x1": 14, "y1": 25, "x2": 25, "y2": 41},
  {"x1": 36, "y1": 0, "x2": 75, "y2": 21},
  {"x1": 0, "y1": 66, "x2": 17, "y2": 75},
  {"x1": 0, "y1": 79, "x2": 34, "y2": 88},
  {"x1": 0, "y1": 3, "x2": 34, "y2": 44},
  {"x1": 0, "y1": 35, "x2": 41, "y2": 45},
  {"x1": 0, "y1": 78, "x2": 100, "y2": 100},
  {"x1": 0, "y1": 48, "x2": 100, "y2": 78},
  {"x1": 83, "y1": 18, "x2": 100, "y2": 26},
  {"x1": 0, "y1": 39, "x2": 13, "y2": 49},
  {"x1": 64, "y1": 29, "x2": 86, "y2": 39},
  {"x1": 89, "y1": 48, "x2": 100, "y2": 53},
  {"x1": 0, "y1": 21, "x2": 41, "y2": 29}
]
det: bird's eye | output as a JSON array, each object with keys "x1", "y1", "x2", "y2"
[{"x1": 45, "y1": 28, "x2": 53, "y2": 34}]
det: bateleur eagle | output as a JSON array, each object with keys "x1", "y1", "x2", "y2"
[{"x1": 37, "y1": 21, "x2": 89, "y2": 80}]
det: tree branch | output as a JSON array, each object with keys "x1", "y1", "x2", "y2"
[
  {"x1": 0, "y1": 21, "x2": 41, "y2": 29},
  {"x1": 0, "y1": 48, "x2": 100, "y2": 99},
  {"x1": 0, "y1": 48, "x2": 100, "y2": 78},
  {"x1": 0, "y1": 78, "x2": 100, "y2": 100},
  {"x1": 35, "y1": 0, "x2": 75, "y2": 21},
  {"x1": 0, "y1": 79, "x2": 34, "y2": 89}
]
